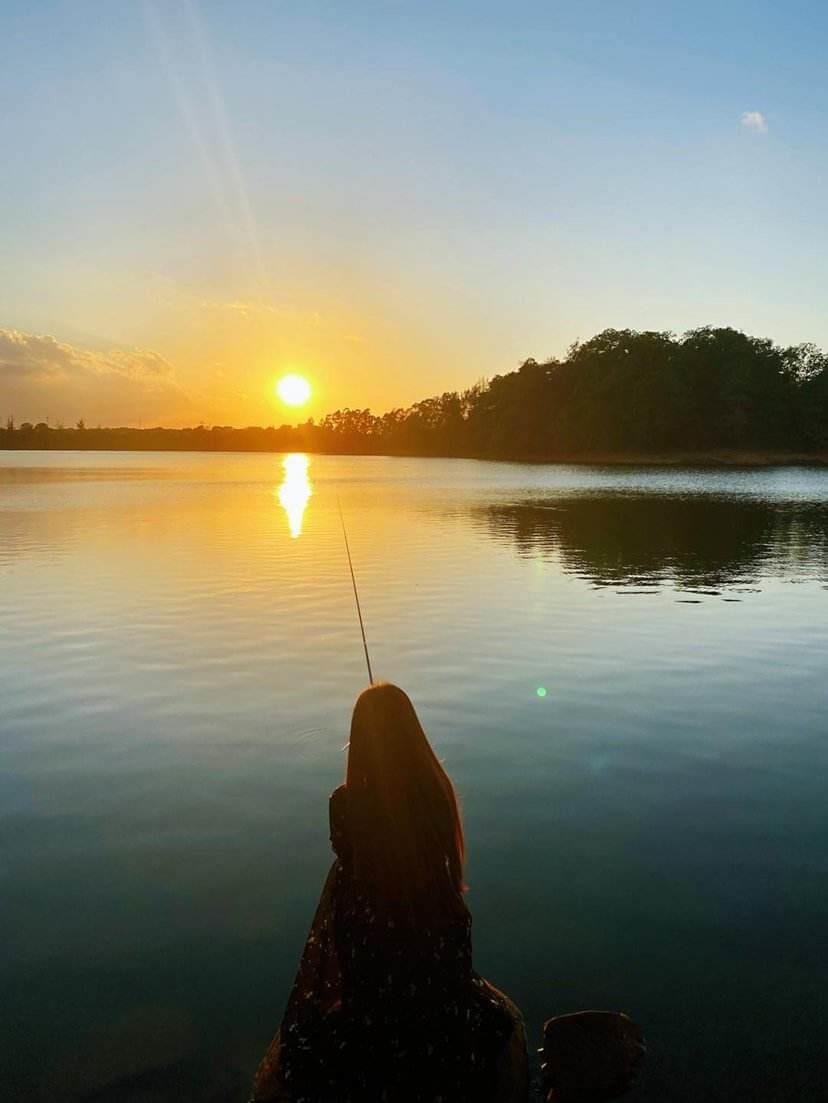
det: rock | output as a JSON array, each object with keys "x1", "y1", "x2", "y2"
[{"x1": 541, "y1": 1010, "x2": 646, "y2": 1102}]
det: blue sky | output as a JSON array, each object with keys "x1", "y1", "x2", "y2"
[{"x1": 2, "y1": 1, "x2": 827, "y2": 425}]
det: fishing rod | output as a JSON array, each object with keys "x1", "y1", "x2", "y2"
[{"x1": 337, "y1": 497, "x2": 374, "y2": 685}]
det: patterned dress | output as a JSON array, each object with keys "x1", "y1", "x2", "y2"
[{"x1": 253, "y1": 785, "x2": 520, "y2": 1103}]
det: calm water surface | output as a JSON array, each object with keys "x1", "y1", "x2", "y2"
[{"x1": 2, "y1": 451, "x2": 827, "y2": 1101}]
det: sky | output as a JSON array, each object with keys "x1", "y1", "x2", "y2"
[{"x1": 2, "y1": 0, "x2": 828, "y2": 427}]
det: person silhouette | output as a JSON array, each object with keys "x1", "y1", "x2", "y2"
[{"x1": 252, "y1": 682, "x2": 527, "y2": 1102}]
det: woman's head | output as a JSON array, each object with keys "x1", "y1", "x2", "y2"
[{"x1": 345, "y1": 683, "x2": 465, "y2": 907}]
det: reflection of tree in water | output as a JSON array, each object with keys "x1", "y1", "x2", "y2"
[{"x1": 481, "y1": 495, "x2": 828, "y2": 592}]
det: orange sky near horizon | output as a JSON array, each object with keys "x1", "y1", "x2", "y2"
[{"x1": 1, "y1": 271, "x2": 502, "y2": 429}]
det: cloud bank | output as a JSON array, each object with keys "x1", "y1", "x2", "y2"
[
  {"x1": 740, "y1": 110, "x2": 768, "y2": 134},
  {"x1": 0, "y1": 329, "x2": 190, "y2": 426}
]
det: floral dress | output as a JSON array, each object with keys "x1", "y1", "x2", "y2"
[{"x1": 253, "y1": 785, "x2": 519, "y2": 1103}]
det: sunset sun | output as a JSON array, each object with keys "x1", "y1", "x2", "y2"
[{"x1": 275, "y1": 373, "x2": 312, "y2": 408}]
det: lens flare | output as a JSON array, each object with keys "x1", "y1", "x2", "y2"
[{"x1": 536, "y1": 687, "x2": 548, "y2": 698}]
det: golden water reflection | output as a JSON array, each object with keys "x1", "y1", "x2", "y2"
[{"x1": 277, "y1": 453, "x2": 312, "y2": 538}]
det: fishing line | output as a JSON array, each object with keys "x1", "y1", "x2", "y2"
[{"x1": 337, "y1": 496, "x2": 374, "y2": 685}]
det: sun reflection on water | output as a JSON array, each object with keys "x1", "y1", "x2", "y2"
[{"x1": 277, "y1": 453, "x2": 312, "y2": 538}]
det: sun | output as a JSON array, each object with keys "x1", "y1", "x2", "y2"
[{"x1": 275, "y1": 373, "x2": 312, "y2": 408}]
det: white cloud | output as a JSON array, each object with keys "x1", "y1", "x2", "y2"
[
  {"x1": 0, "y1": 328, "x2": 190, "y2": 425},
  {"x1": 740, "y1": 110, "x2": 768, "y2": 134}
]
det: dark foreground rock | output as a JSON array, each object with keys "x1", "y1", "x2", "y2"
[{"x1": 541, "y1": 1011, "x2": 646, "y2": 1102}]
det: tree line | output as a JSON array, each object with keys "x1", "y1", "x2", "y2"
[
  {"x1": 3, "y1": 327, "x2": 828, "y2": 459},
  {"x1": 0, "y1": 419, "x2": 308, "y2": 453}
]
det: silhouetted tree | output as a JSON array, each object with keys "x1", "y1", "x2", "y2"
[{"x1": 3, "y1": 326, "x2": 826, "y2": 457}]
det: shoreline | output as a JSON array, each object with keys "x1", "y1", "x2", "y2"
[{"x1": 2, "y1": 445, "x2": 828, "y2": 467}]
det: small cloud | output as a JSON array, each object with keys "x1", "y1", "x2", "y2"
[
  {"x1": 0, "y1": 328, "x2": 189, "y2": 424},
  {"x1": 740, "y1": 110, "x2": 768, "y2": 134}
]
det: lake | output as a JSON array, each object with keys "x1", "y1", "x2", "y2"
[{"x1": 2, "y1": 451, "x2": 827, "y2": 1102}]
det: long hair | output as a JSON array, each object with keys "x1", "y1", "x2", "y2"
[{"x1": 344, "y1": 683, "x2": 465, "y2": 915}]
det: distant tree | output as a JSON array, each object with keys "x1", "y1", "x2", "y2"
[
  {"x1": 794, "y1": 346, "x2": 828, "y2": 449},
  {"x1": 76, "y1": 418, "x2": 86, "y2": 430},
  {"x1": 782, "y1": 343, "x2": 826, "y2": 384},
  {"x1": 676, "y1": 327, "x2": 795, "y2": 449},
  {"x1": 3, "y1": 325, "x2": 826, "y2": 458}
]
